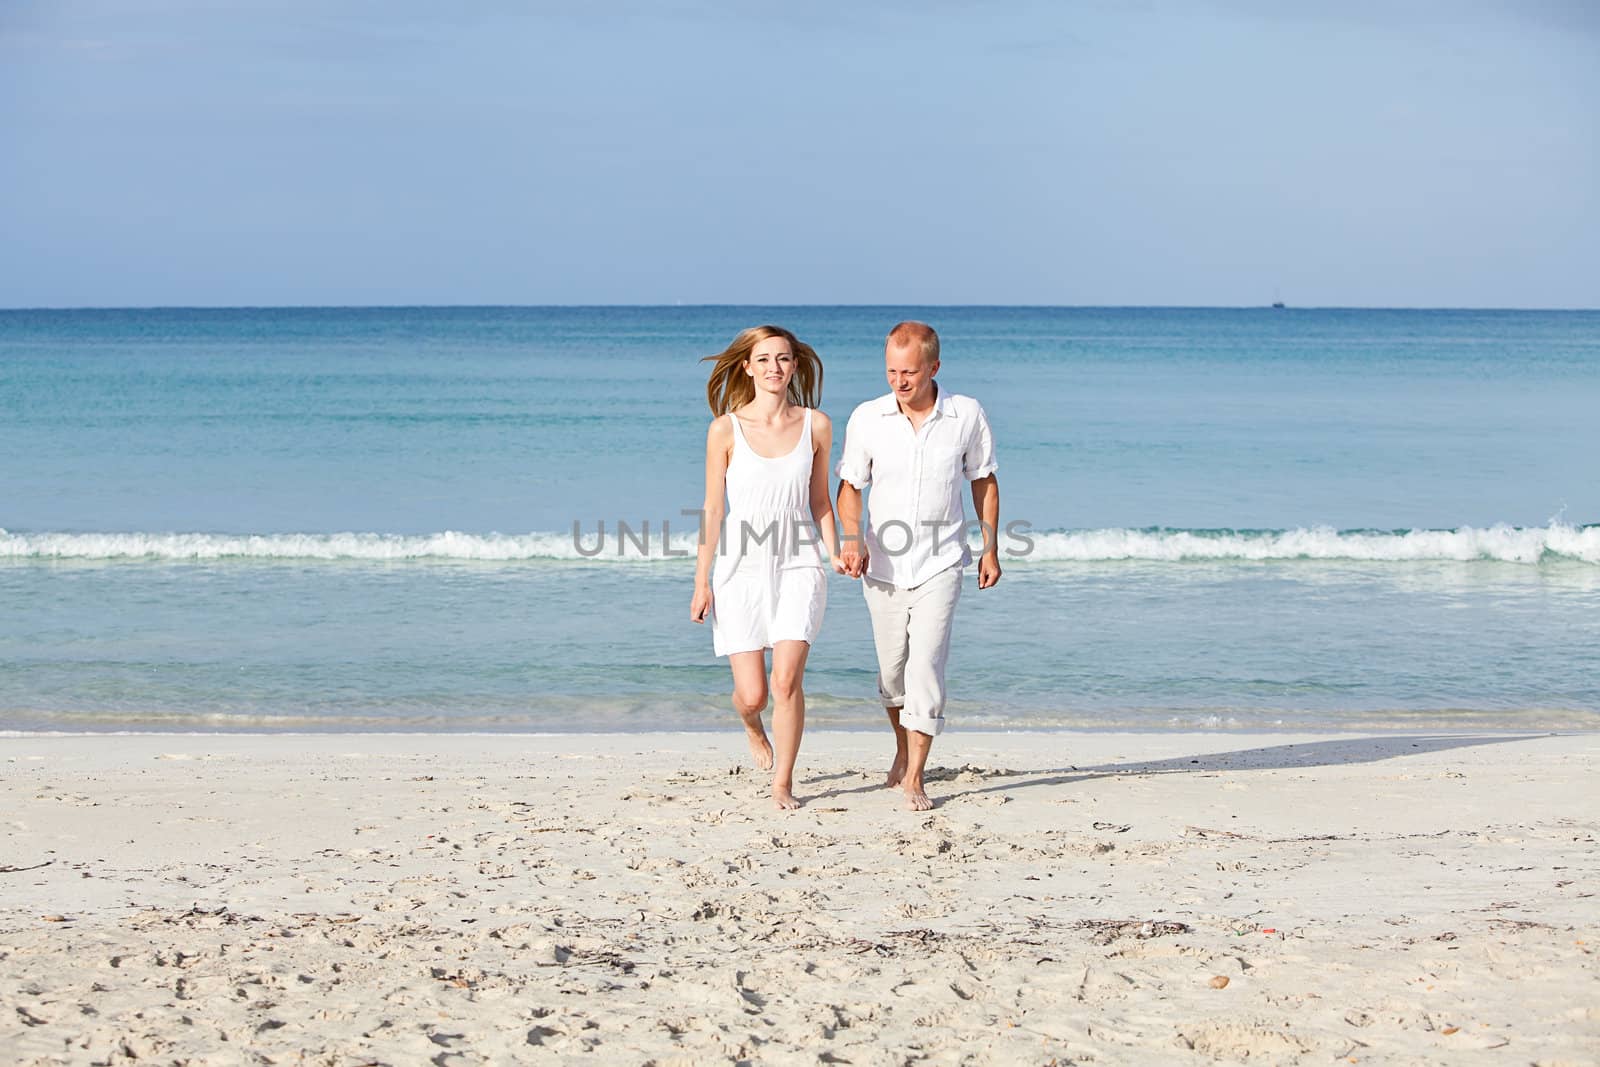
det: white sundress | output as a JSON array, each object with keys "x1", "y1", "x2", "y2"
[{"x1": 711, "y1": 408, "x2": 828, "y2": 657}]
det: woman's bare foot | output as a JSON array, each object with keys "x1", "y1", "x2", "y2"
[
  {"x1": 902, "y1": 776, "x2": 934, "y2": 811},
  {"x1": 772, "y1": 784, "x2": 801, "y2": 810},
  {"x1": 741, "y1": 712, "x2": 774, "y2": 771}
]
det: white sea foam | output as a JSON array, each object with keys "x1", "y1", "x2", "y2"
[
  {"x1": 1018, "y1": 523, "x2": 1600, "y2": 564},
  {"x1": 1, "y1": 523, "x2": 1596, "y2": 564},
  {"x1": 0, "y1": 529, "x2": 700, "y2": 562}
]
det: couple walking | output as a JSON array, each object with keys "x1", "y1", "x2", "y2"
[{"x1": 690, "y1": 321, "x2": 1001, "y2": 811}]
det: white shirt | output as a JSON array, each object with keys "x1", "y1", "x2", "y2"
[{"x1": 836, "y1": 388, "x2": 998, "y2": 589}]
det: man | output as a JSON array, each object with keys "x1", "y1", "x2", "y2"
[{"x1": 836, "y1": 321, "x2": 1001, "y2": 811}]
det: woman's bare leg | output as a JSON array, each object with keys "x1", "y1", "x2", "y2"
[
  {"x1": 768, "y1": 640, "x2": 811, "y2": 810},
  {"x1": 728, "y1": 650, "x2": 772, "y2": 770}
]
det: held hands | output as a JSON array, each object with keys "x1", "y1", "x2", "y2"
[
  {"x1": 690, "y1": 584, "x2": 713, "y2": 624},
  {"x1": 836, "y1": 544, "x2": 869, "y2": 580}
]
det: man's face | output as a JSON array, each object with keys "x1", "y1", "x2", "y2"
[{"x1": 885, "y1": 342, "x2": 939, "y2": 407}]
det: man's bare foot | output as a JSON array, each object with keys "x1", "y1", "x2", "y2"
[
  {"x1": 772, "y1": 784, "x2": 801, "y2": 810},
  {"x1": 902, "y1": 780, "x2": 934, "y2": 811},
  {"x1": 886, "y1": 751, "x2": 907, "y2": 789},
  {"x1": 741, "y1": 714, "x2": 774, "y2": 771}
]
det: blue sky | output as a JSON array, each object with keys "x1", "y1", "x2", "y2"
[{"x1": 1, "y1": 1, "x2": 1595, "y2": 308}]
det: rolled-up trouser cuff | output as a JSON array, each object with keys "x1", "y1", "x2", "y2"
[{"x1": 896, "y1": 711, "x2": 945, "y2": 738}]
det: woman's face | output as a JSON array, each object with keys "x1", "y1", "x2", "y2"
[{"x1": 745, "y1": 335, "x2": 796, "y2": 395}]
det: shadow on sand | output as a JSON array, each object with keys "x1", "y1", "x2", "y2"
[{"x1": 810, "y1": 733, "x2": 1552, "y2": 804}]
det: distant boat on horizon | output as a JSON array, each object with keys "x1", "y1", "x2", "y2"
[{"x1": 1271, "y1": 300, "x2": 1286, "y2": 309}]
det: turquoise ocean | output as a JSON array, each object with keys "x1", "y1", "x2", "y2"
[{"x1": 2, "y1": 306, "x2": 1597, "y2": 733}]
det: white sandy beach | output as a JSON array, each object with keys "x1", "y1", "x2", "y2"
[{"x1": 2, "y1": 730, "x2": 1596, "y2": 1065}]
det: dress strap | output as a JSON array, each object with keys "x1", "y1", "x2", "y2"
[{"x1": 727, "y1": 411, "x2": 748, "y2": 454}]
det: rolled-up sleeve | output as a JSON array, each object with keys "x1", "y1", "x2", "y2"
[
  {"x1": 963, "y1": 402, "x2": 998, "y2": 481},
  {"x1": 836, "y1": 409, "x2": 873, "y2": 488}
]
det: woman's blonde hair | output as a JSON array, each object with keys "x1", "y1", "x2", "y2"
[{"x1": 702, "y1": 325, "x2": 823, "y2": 416}]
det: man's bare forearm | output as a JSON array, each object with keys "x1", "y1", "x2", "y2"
[
  {"x1": 972, "y1": 474, "x2": 1000, "y2": 555},
  {"x1": 837, "y1": 482, "x2": 864, "y2": 549},
  {"x1": 836, "y1": 481, "x2": 868, "y2": 578}
]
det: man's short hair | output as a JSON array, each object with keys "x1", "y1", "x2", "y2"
[{"x1": 886, "y1": 321, "x2": 939, "y2": 364}]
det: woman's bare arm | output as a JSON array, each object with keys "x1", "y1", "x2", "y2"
[
  {"x1": 690, "y1": 418, "x2": 732, "y2": 621},
  {"x1": 807, "y1": 412, "x2": 842, "y2": 570}
]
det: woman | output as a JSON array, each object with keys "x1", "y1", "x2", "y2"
[{"x1": 690, "y1": 325, "x2": 842, "y2": 810}]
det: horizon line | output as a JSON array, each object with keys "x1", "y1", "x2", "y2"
[{"x1": 2, "y1": 302, "x2": 1598, "y2": 313}]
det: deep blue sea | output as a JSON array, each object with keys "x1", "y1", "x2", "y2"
[{"x1": 3, "y1": 306, "x2": 1598, "y2": 733}]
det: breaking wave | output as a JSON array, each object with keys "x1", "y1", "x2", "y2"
[
  {"x1": 1, "y1": 522, "x2": 1595, "y2": 565},
  {"x1": 1020, "y1": 523, "x2": 1600, "y2": 565}
]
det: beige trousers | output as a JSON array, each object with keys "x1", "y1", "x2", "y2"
[{"x1": 861, "y1": 564, "x2": 963, "y2": 737}]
